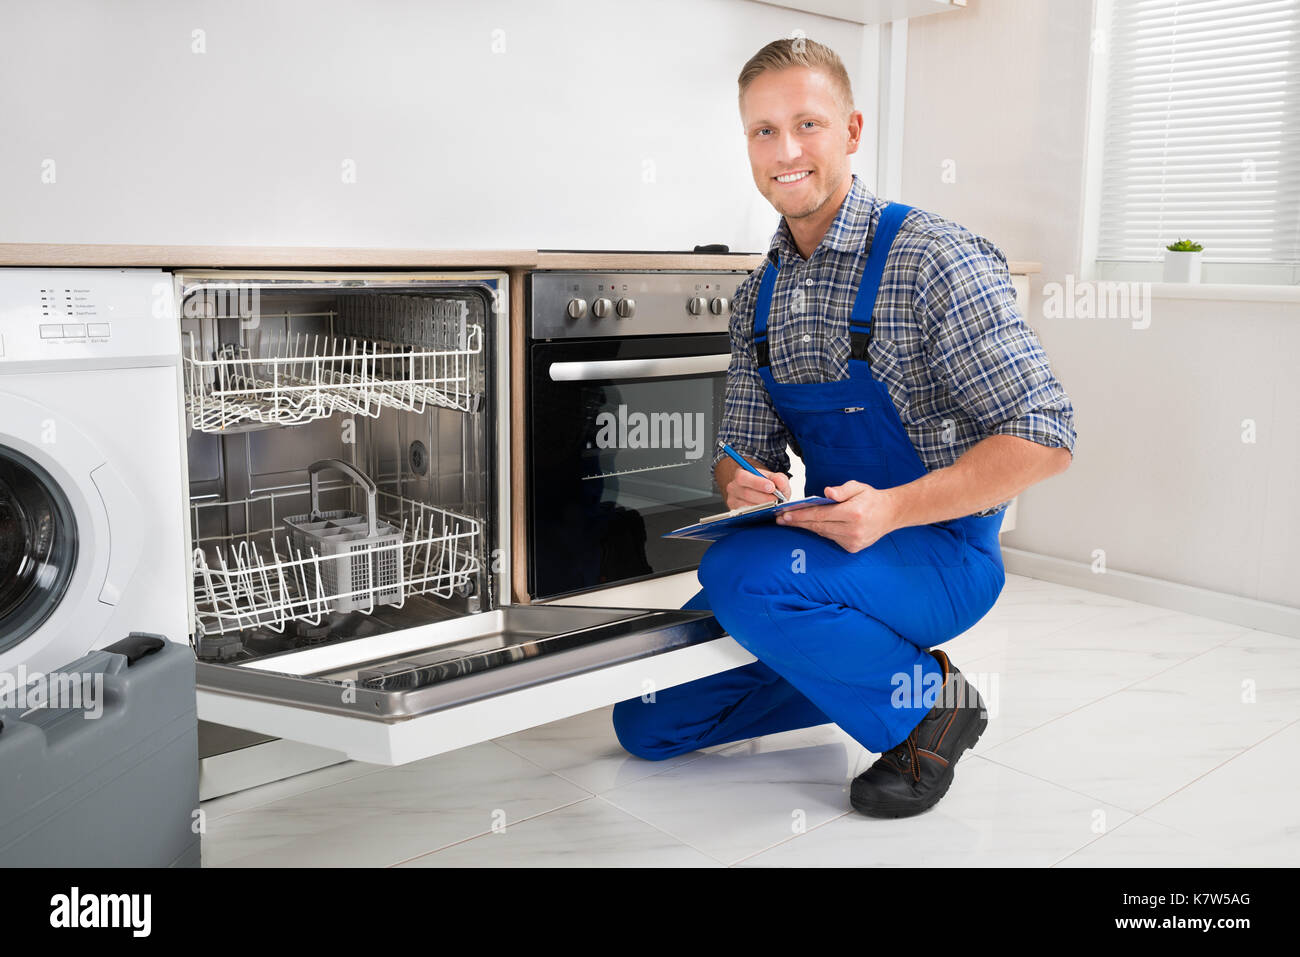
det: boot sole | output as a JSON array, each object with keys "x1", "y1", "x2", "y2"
[{"x1": 850, "y1": 711, "x2": 988, "y2": 819}]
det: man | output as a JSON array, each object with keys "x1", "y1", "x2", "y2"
[{"x1": 613, "y1": 37, "x2": 1076, "y2": 818}]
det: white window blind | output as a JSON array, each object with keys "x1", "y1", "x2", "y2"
[{"x1": 1097, "y1": 0, "x2": 1300, "y2": 265}]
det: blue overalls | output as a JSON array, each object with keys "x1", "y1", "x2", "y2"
[{"x1": 613, "y1": 202, "x2": 1008, "y2": 759}]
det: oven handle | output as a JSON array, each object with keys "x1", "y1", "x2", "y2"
[{"x1": 547, "y1": 353, "x2": 731, "y2": 382}]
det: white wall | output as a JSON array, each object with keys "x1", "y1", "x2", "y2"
[
  {"x1": 20, "y1": 0, "x2": 1286, "y2": 608},
  {"x1": 900, "y1": 0, "x2": 1299, "y2": 609},
  {"x1": 0, "y1": 0, "x2": 874, "y2": 253}
]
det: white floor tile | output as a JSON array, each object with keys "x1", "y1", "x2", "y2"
[
  {"x1": 201, "y1": 741, "x2": 588, "y2": 867},
  {"x1": 1137, "y1": 717, "x2": 1300, "y2": 865},
  {"x1": 200, "y1": 759, "x2": 385, "y2": 822},
  {"x1": 396, "y1": 797, "x2": 720, "y2": 867},
  {"x1": 599, "y1": 723, "x2": 865, "y2": 865},
  {"x1": 1053, "y1": 814, "x2": 1267, "y2": 867},
  {"x1": 957, "y1": 604, "x2": 1248, "y2": 750},
  {"x1": 980, "y1": 629, "x2": 1299, "y2": 813},
  {"x1": 492, "y1": 704, "x2": 718, "y2": 793},
  {"x1": 939, "y1": 577, "x2": 1135, "y2": 662},
  {"x1": 738, "y1": 755, "x2": 1132, "y2": 867}
]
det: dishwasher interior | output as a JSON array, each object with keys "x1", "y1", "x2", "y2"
[
  {"x1": 178, "y1": 270, "x2": 723, "y2": 762},
  {"x1": 181, "y1": 278, "x2": 499, "y2": 666}
]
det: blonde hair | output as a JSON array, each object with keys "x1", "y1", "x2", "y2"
[{"x1": 738, "y1": 37, "x2": 854, "y2": 118}]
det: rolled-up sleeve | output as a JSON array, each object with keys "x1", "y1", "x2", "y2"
[
  {"x1": 711, "y1": 264, "x2": 794, "y2": 481},
  {"x1": 914, "y1": 235, "x2": 1077, "y2": 458}
]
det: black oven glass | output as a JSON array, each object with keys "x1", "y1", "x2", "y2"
[{"x1": 528, "y1": 335, "x2": 728, "y2": 599}]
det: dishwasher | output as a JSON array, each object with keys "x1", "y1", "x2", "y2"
[{"x1": 176, "y1": 270, "x2": 735, "y2": 769}]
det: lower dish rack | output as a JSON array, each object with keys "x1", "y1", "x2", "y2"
[{"x1": 190, "y1": 461, "x2": 482, "y2": 637}]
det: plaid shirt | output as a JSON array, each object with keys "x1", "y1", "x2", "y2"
[{"x1": 714, "y1": 173, "x2": 1076, "y2": 518}]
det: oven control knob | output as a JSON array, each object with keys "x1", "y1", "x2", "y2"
[
  {"x1": 592, "y1": 298, "x2": 613, "y2": 319},
  {"x1": 616, "y1": 298, "x2": 635, "y2": 319},
  {"x1": 710, "y1": 297, "x2": 730, "y2": 316},
  {"x1": 566, "y1": 298, "x2": 587, "y2": 320},
  {"x1": 687, "y1": 296, "x2": 706, "y2": 316}
]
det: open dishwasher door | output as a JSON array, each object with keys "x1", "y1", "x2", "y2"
[
  {"x1": 174, "y1": 269, "x2": 745, "y2": 766},
  {"x1": 196, "y1": 603, "x2": 740, "y2": 764}
]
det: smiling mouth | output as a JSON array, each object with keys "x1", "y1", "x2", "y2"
[{"x1": 774, "y1": 170, "x2": 811, "y2": 185}]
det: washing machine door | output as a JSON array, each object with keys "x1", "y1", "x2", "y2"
[
  {"x1": 0, "y1": 447, "x2": 79, "y2": 658},
  {"x1": 0, "y1": 392, "x2": 141, "y2": 674}
]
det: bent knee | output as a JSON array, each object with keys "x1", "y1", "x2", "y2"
[
  {"x1": 699, "y1": 528, "x2": 785, "y2": 593},
  {"x1": 696, "y1": 536, "x2": 739, "y2": 593},
  {"x1": 698, "y1": 527, "x2": 809, "y2": 611},
  {"x1": 611, "y1": 698, "x2": 684, "y2": 761}
]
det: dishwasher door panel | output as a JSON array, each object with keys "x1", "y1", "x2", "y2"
[{"x1": 195, "y1": 603, "x2": 739, "y2": 765}]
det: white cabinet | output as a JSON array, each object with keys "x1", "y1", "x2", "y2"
[{"x1": 753, "y1": 0, "x2": 967, "y2": 25}]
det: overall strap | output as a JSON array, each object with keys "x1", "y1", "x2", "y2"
[
  {"x1": 848, "y1": 202, "x2": 912, "y2": 363},
  {"x1": 752, "y1": 254, "x2": 779, "y2": 368},
  {"x1": 752, "y1": 201, "x2": 912, "y2": 370}
]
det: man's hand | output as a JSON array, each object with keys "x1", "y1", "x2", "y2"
[
  {"x1": 775, "y1": 480, "x2": 897, "y2": 553},
  {"x1": 716, "y1": 456, "x2": 793, "y2": 510}
]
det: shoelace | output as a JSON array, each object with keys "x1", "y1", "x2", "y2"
[{"x1": 883, "y1": 731, "x2": 922, "y2": 784}]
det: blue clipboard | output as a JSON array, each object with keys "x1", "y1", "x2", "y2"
[{"x1": 662, "y1": 495, "x2": 837, "y2": 542}]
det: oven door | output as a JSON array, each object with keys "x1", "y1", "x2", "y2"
[{"x1": 527, "y1": 334, "x2": 729, "y2": 600}]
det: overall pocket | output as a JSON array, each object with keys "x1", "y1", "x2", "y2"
[
  {"x1": 790, "y1": 405, "x2": 881, "y2": 450},
  {"x1": 782, "y1": 389, "x2": 890, "y2": 489}
]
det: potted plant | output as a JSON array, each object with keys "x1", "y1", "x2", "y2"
[{"x1": 1164, "y1": 239, "x2": 1203, "y2": 283}]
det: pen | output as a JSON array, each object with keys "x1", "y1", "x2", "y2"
[{"x1": 718, "y1": 442, "x2": 787, "y2": 503}]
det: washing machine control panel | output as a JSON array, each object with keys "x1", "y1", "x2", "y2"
[{"x1": 0, "y1": 269, "x2": 179, "y2": 366}]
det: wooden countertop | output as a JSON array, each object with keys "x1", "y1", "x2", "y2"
[{"x1": 0, "y1": 243, "x2": 1041, "y2": 275}]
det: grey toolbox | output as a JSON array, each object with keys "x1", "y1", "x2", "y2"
[{"x1": 0, "y1": 634, "x2": 200, "y2": 868}]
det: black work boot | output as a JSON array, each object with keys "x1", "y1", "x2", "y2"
[{"x1": 850, "y1": 648, "x2": 988, "y2": 818}]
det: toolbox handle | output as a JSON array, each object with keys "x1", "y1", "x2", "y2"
[
  {"x1": 307, "y1": 459, "x2": 379, "y2": 537},
  {"x1": 103, "y1": 632, "x2": 167, "y2": 666}
]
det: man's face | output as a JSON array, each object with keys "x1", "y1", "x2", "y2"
[{"x1": 740, "y1": 66, "x2": 861, "y2": 221}]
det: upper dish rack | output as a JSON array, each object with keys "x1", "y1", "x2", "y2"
[{"x1": 182, "y1": 293, "x2": 484, "y2": 432}]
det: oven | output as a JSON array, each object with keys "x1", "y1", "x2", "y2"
[{"x1": 525, "y1": 270, "x2": 747, "y2": 601}]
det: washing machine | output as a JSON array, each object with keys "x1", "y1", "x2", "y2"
[{"x1": 0, "y1": 268, "x2": 190, "y2": 676}]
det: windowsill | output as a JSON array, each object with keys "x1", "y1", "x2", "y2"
[
  {"x1": 1092, "y1": 260, "x2": 1300, "y2": 296},
  {"x1": 1147, "y1": 283, "x2": 1300, "y2": 303}
]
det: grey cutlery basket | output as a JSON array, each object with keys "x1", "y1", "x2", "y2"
[{"x1": 283, "y1": 459, "x2": 404, "y2": 613}]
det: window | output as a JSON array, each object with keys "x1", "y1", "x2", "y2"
[{"x1": 1090, "y1": 0, "x2": 1300, "y2": 283}]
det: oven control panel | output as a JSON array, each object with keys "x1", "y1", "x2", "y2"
[{"x1": 530, "y1": 271, "x2": 752, "y2": 340}]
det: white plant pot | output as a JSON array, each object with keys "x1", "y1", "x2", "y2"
[{"x1": 1163, "y1": 250, "x2": 1202, "y2": 283}]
